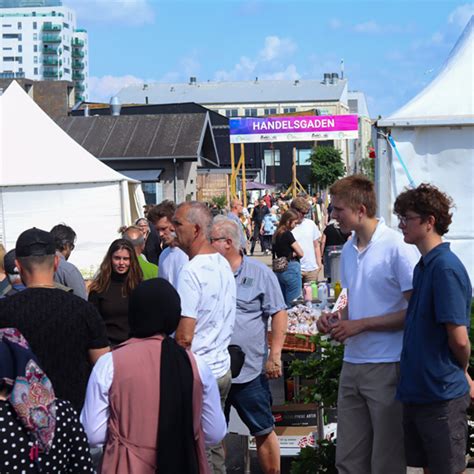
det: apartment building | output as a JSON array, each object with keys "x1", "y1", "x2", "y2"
[{"x1": 0, "y1": 0, "x2": 88, "y2": 102}]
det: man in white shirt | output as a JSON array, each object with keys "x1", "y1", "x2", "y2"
[
  {"x1": 147, "y1": 200, "x2": 188, "y2": 289},
  {"x1": 290, "y1": 197, "x2": 322, "y2": 283},
  {"x1": 173, "y1": 201, "x2": 236, "y2": 474},
  {"x1": 317, "y1": 175, "x2": 419, "y2": 474}
]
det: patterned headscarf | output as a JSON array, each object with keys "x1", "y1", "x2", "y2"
[{"x1": 0, "y1": 328, "x2": 56, "y2": 454}]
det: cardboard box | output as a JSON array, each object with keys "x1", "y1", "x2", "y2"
[
  {"x1": 249, "y1": 426, "x2": 317, "y2": 456},
  {"x1": 272, "y1": 403, "x2": 318, "y2": 427}
]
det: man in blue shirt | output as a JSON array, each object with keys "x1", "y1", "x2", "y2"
[{"x1": 394, "y1": 183, "x2": 473, "y2": 474}]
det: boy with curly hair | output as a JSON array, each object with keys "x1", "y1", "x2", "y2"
[{"x1": 394, "y1": 183, "x2": 472, "y2": 474}]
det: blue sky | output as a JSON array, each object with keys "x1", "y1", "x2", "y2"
[{"x1": 65, "y1": 0, "x2": 473, "y2": 117}]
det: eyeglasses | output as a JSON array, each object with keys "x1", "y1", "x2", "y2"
[
  {"x1": 398, "y1": 215, "x2": 422, "y2": 226},
  {"x1": 210, "y1": 236, "x2": 228, "y2": 243}
]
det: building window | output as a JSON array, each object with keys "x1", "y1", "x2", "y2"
[
  {"x1": 283, "y1": 107, "x2": 296, "y2": 113},
  {"x1": 297, "y1": 149, "x2": 312, "y2": 166},
  {"x1": 18, "y1": 56, "x2": 22, "y2": 64},
  {"x1": 34, "y1": 67, "x2": 38, "y2": 75},
  {"x1": 264, "y1": 108, "x2": 277, "y2": 115},
  {"x1": 244, "y1": 108, "x2": 258, "y2": 117},
  {"x1": 33, "y1": 22, "x2": 37, "y2": 30},
  {"x1": 264, "y1": 149, "x2": 281, "y2": 167},
  {"x1": 63, "y1": 22, "x2": 69, "y2": 29},
  {"x1": 17, "y1": 22, "x2": 22, "y2": 29},
  {"x1": 34, "y1": 45, "x2": 38, "y2": 52},
  {"x1": 2, "y1": 24, "x2": 12, "y2": 28},
  {"x1": 225, "y1": 109, "x2": 239, "y2": 118},
  {"x1": 3, "y1": 57, "x2": 15, "y2": 62},
  {"x1": 34, "y1": 56, "x2": 38, "y2": 64},
  {"x1": 33, "y1": 33, "x2": 38, "y2": 41},
  {"x1": 18, "y1": 45, "x2": 22, "y2": 53},
  {"x1": 2, "y1": 47, "x2": 12, "y2": 51},
  {"x1": 63, "y1": 45, "x2": 69, "y2": 51},
  {"x1": 64, "y1": 67, "x2": 70, "y2": 74},
  {"x1": 2, "y1": 34, "x2": 21, "y2": 39}
]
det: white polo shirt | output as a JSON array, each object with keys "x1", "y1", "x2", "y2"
[
  {"x1": 292, "y1": 218, "x2": 321, "y2": 272},
  {"x1": 340, "y1": 218, "x2": 419, "y2": 364}
]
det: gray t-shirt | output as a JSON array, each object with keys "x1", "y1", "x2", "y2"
[
  {"x1": 54, "y1": 254, "x2": 87, "y2": 300},
  {"x1": 232, "y1": 256, "x2": 286, "y2": 383}
]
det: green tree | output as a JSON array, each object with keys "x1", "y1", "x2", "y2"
[{"x1": 310, "y1": 146, "x2": 345, "y2": 190}]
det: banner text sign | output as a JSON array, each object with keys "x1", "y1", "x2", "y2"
[{"x1": 229, "y1": 115, "x2": 359, "y2": 144}]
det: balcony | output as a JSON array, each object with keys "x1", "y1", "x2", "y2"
[
  {"x1": 43, "y1": 22, "x2": 61, "y2": 32},
  {"x1": 43, "y1": 69, "x2": 61, "y2": 78},
  {"x1": 43, "y1": 46, "x2": 60, "y2": 55},
  {"x1": 74, "y1": 82, "x2": 85, "y2": 92},
  {"x1": 72, "y1": 61, "x2": 84, "y2": 69},
  {"x1": 72, "y1": 38, "x2": 84, "y2": 47},
  {"x1": 43, "y1": 57, "x2": 61, "y2": 66},
  {"x1": 72, "y1": 50, "x2": 85, "y2": 58},
  {"x1": 73, "y1": 72, "x2": 84, "y2": 81},
  {"x1": 42, "y1": 34, "x2": 61, "y2": 43}
]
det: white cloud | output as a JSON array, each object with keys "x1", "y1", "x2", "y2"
[
  {"x1": 88, "y1": 74, "x2": 145, "y2": 102},
  {"x1": 260, "y1": 65, "x2": 300, "y2": 81},
  {"x1": 328, "y1": 18, "x2": 343, "y2": 30},
  {"x1": 65, "y1": 0, "x2": 155, "y2": 26},
  {"x1": 214, "y1": 35, "x2": 299, "y2": 81},
  {"x1": 259, "y1": 36, "x2": 297, "y2": 61},
  {"x1": 448, "y1": 4, "x2": 474, "y2": 28},
  {"x1": 353, "y1": 21, "x2": 381, "y2": 34}
]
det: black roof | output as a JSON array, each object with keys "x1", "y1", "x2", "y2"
[{"x1": 56, "y1": 113, "x2": 219, "y2": 165}]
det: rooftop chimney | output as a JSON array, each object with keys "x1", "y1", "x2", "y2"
[
  {"x1": 294, "y1": 79, "x2": 300, "y2": 86},
  {"x1": 110, "y1": 96, "x2": 121, "y2": 116},
  {"x1": 189, "y1": 76, "x2": 197, "y2": 85},
  {"x1": 323, "y1": 73, "x2": 331, "y2": 85},
  {"x1": 330, "y1": 73, "x2": 339, "y2": 84}
]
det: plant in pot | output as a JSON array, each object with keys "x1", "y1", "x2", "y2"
[{"x1": 289, "y1": 333, "x2": 344, "y2": 474}]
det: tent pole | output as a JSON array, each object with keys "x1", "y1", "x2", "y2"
[
  {"x1": 173, "y1": 158, "x2": 178, "y2": 203},
  {"x1": 241, "y1": 144, "x2": 247, "y2": 208},
  {"x1": 120, "y1": 180, "x2": 129, "y2": 226}
]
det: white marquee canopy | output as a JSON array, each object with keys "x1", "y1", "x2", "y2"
[
  {"x1": 378, "y1": 17, "x2": 474, "y2": 283},
  {"x1": 0, "y1": 81, "x2": 145, "y2": 274}
]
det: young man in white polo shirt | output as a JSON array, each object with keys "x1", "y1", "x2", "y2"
[{"x1": 317, "y1": 175, "x2": 419, "y2": 474}]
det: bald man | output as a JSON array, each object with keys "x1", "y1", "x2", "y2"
[{"x1": 122, "y1": 225, "x2": 158, "y2": 280}]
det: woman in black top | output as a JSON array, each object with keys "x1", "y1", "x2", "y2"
[
  {"x1": 89, "y1": 239, "x2": 143, "y2": 346},
  {"x1": 272, "y1": 209, "x2": 304, "y2": 306},
  {"x1": 321, "y1": 218, "x2": 351, "y2": 278}
]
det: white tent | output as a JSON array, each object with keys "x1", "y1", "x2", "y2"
[
  {"x1": 377, "y1": 17, "x2": 474, "y2": 283},
  {"x1": 0, "y1": 81, "x2": 145, "y2": 275}
]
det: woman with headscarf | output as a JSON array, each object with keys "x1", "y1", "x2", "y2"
[
  {"x1": 0, "y1": 328, "x2": 93, "y2": 472},
  {"x1": 81, "y1": 278, "x2": 226, "y2": 474},
  {"x1": 88, "y1": 239, "x2": 143, "y2": 346}
]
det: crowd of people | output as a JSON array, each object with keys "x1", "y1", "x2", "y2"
[{"x1": 0, "y1": 175, "x2": 471, "y2": 474}]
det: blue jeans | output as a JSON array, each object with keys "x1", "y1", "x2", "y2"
[{"x1": 275, "y1": 260, "x2": 301, "y2": 307}]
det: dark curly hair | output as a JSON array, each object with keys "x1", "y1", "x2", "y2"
[{"x1": 394, "y1": 183, "x2": 453, "y2": 235}]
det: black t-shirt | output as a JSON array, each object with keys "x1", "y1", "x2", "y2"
[
  {"x1": 273, "y1": 230, "x2": 297, "y2": 259},
  {"x1": 0, "y1": 288, "x2": 109, "y2": 410},
  {"x1": 252, "y1": 205, "x2": 270, "y2": 225},
  {"x1": 324, "y1": 224, "x2": 351, "y2": 247}
]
